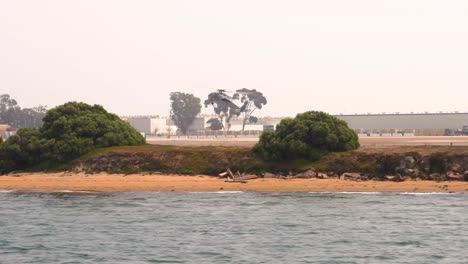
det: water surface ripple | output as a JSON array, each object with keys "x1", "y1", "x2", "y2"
[{"x1": 1, "y1": 191, "x2": 467, "y2": 263}]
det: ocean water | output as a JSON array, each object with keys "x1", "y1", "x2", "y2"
[{"x1": 1, "y1": 191, "x2": 467, "y2": 264}]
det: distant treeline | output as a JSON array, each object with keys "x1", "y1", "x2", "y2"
[{"x1": 0, "y1": 94, "x2": 47, "y2": 129}]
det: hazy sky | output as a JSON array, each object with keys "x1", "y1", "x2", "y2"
[{"x1": 1, "y1": 0, "x2": 467, "y2": 117}]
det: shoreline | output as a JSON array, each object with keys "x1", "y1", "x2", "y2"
[{"x1": 1, "y1": 173, "x2": 468, "y2": 193}]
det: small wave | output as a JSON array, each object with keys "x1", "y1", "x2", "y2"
[
  {"x1": 240, "y1": 201, "x2": 280, "y2": 206},
  {"x1": 308, "y1": 191, "x2": 383, "y2": 195},
  {"x1": 399, "y1": 192, "x2": 461, "y2": 195},
  {"x1": 188, "y1": 191, "x2": 244, "y2": 194},
  {"x1": 337, "y1": 192, "x2": 383, "y2": 194},
  {"x1": 51, "y1": 190, "x2": 99, "y2": 194},
  {"x1": 308, "y1": 191, "x2": 465, "y2": 195},
  {"x1": 382, "y1": 240, "x2": 428, "y2": 247},
  {"x1": 242, "y1": 201, "x2": 268, "y2": 205},
  {"x1": 0, "y1": 190, "x2": 15, "y2": 193}
]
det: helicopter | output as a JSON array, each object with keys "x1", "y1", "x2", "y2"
[
  {"x1": 213, "y1": 89, "x2": 249, "y2": 114},
  {"x1": 216, "y1": 89, "x2": 234, "y2": 101}
]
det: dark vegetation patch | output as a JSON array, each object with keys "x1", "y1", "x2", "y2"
[
  {"x1": 0, "y1": 102, "x2": 145, "y2": 172},
  {"x1": 311, "y1": 147, "x2": 468, "y2": 176},
  {"x1": 75, "y1": 145, "x2": 268, "y2": 175},
  {"x1": 74, "y1": 144, "x2": 468, "y2": 176},
  {"x1": 254, "y1": 111, "x2": 359, "y2": 161}
]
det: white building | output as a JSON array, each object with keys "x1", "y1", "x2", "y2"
[
  {"x1": 336, "y1": 112, "x2": 468, "y2": 136},
  {"x1": 187, "y1": 117, "x2": 208, "y2": 132},
  {"x1": 126, "y1": 117, "x2": 169, "y2": 135},
  {"x1": 0, "y1": 124, "x2": 9, "y2": 140}
]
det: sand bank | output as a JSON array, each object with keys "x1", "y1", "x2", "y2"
[{"x1": 1, "y1": 173, "x2": 468, "y2": 193}]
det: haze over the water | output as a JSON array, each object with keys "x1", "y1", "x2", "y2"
[{"x1": 1, "y1": 0, "x2": 467, "y2": 117}]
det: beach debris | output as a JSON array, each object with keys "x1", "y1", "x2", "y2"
[
  {"x1": 293, "y1": 168, "x2": 318, "y2": 179},
  {"x1": 404, "y1": 156, "x2": 417, "y2": 168},
  {"x1": 263, "y1": 172, "x2": 279, "y2": 178},
  {"x1": 428, "y1": 173, "x2": 445, "y2": 181},
  {"x1": 235, "y1": 175, "x2": 258, "y2": 181},
  {"x1": 395, "y1": 156, "x2": 421, "y2": 177},
  {"x1": 218, "y1": 171, "x2": 229, "y2": 178},
  {"x1": 218, "y1": 168, "x2": 235, "y2": 180},
  {"x1": 341, "y1": 172, "x2": 362, "y2": 181},
  {"x1": 451, "y1": 163, "x2": 462, "y2": 172},
  {"x1": 407, "y1": 169, "x2": 422, "y2": 178},
  {"x1": 384, "y1": 175, "x2": 394, "y2": 181},
  {"x1": 316, "y1": 173, "x2": 328, "y2": 179},
  {"x1": 225, "y1": 180, "x2": 248, "y2": 183},
  {"x1": 446, "y1": 172, "x2": 464, "y2": 181},
  {"x1": 384, "y1": 175, "x2": 402, "y2": 182},
  {"x1": 400, "y1": 175, "x2": 413, "y2": 181}
]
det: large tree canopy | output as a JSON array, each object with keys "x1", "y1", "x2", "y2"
[
  {"x1": 206, "y1": 118, "x2": 223, "y2": 131},
  {"x1": 0, "y1": 102, "x2": 145, "y2": 171},
  {"x1": 235, "y1": 88, "x2": 267, "y2": 131},
  {"x1": 170, "y1": 92, "x2": 202, "y2": 134},
  {"x1": 204, "y1": 88, "x2": 267, "y2": 131},
  {"x1": 253, "y1": 111, "x2": 359, "y2": 161},
  {"x1": 204, "y1": 92, "x2": 237, "y2": 130}
]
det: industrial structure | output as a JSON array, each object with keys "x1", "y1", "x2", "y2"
[
  {"x1": 336, "y1": 112, "x2": 468, "y2": 136},
  {"x1": 122, "y1": 115, "x2": 278, "y2": 136},
  {"x1": 124, "y1": 116, "x2": 171, "y2": 136},
  {"x1": 122, "y1": 112, "x2": 468, "y2": 137}
]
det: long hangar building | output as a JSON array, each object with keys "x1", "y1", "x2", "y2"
[{"x1": 336, "y1": 112, "x2": 468, "y2": 136}]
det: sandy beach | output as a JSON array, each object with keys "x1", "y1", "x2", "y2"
[{"x1": 1, "y1": 173, "x2": 468, "y2": 193}]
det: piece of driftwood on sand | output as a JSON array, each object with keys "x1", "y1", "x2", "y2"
[{"x1": 219, "y1": 168, "x2": 258, "y2": 183}]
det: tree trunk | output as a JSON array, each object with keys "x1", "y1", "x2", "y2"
[{"x1": 241, "y1": 113, "x2": 247, "y2": 134}]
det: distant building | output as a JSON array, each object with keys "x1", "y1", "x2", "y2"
[
  {"x1": 0, "y1": 124, "x2": 9, "y2": 140},
  {"x1": 229, "y1": 124, "x2": 264, "y2": 131},
  {"x1": 187, "y1": 117, "x2": 208, "y2": 132},
  {"x1": 335, "y1": 113, "x2": 468, "y2": 136},
  {"x1": 224, "y1": 113, "x2": 468, "y2": 135},
  {"x1": 126, "y1": 117, "x2": 169, "y2": 135},
  {"x1": 222, "y1": 116, "x2": 281, "y2": 131},
  {"x1": 125, "y1": 112, "x2": 468, "y2": 136},
  {"x1": 263, "y1": 124, "x2": 275, "y2": 131}
]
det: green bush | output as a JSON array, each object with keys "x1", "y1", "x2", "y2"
[
  {"x1": 0, "y1": 102, "x2": 145, "y2": 171},
  {"x1": 253, "y1": 111, "x2": 359, "y2": 161}
]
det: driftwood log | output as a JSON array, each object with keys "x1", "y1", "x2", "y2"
[
  {"x1": 225, "y1": 180, "x2": 248, "y2": 183},
  {"x1": 219, "y1": 168, "x2": 258, "y2": 182},
  {"x1": 235, "y1": 175, "x2": 258, "y2": 181}
]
